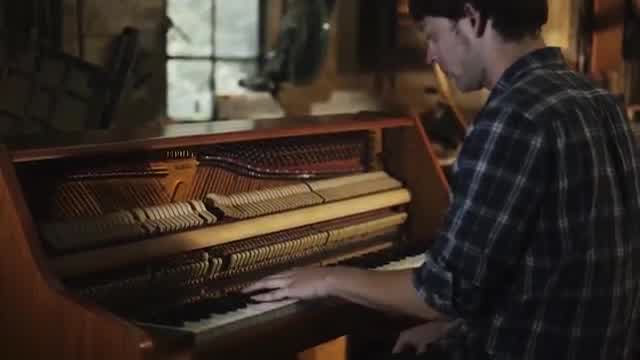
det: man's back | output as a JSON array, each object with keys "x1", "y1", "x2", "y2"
[
  {"x1": 414, "y1": 48, "x2": 640, "y2": 359},
  {"x1": 487, "y1": 48, "x2": 640, "y2": 360}
]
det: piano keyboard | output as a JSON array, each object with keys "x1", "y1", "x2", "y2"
[{"x1": 137, "y1": 252, "x2": 426, "y2": 341}]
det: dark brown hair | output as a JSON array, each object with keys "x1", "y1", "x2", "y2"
[{"x1": 409, "y1": 0, "x2": 548, "y2": 41}]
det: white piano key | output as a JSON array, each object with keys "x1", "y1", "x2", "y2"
[{"x1": 181, "y1": 299, "x2": 297, "y2": 333}]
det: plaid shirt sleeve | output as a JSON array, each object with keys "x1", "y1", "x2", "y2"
[{"x1": 414, "y1": 105, "x2": 547, "y2": 320}]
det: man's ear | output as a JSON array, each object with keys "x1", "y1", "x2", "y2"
[{"x1": 463, "y1": 3, "x2": 486, "y2": 37}]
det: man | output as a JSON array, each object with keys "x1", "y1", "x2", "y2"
[{"x1": 244, "y1": 1, "x2": 640, "y2": 359}]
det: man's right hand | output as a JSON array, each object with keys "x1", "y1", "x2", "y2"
[{"x1": 242, "y1": 266, "x2": 341, "y2": 302}]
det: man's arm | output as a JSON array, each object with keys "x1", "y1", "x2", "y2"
[
  {"x1": 243, "y1": 266, "x2": 446, "y2": 321},
  {"x1": 328, "y1": 268, "x2": 445, "y2": 320},
  {"x1": 412, "y1": 106, "x2": 547, "y2": 320},
  {"x1": 247, "y1": 106, "x2": 546, "y2": 322}
]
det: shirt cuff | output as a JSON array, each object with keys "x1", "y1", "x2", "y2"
[{"x1": 412, "y1": 251, "x2": 459, "y2": 319}]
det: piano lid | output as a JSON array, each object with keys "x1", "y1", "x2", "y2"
[{"x1": 4, "y1": 112, "x2": 414, "y2": 163}]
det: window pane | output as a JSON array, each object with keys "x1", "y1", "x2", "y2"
[
  {"x1": 215, "y1": 0, "x2": 260, "y2": 58},
  {"x1": 167, "y1": 0, "x2": 213, "y2": 57},
  {"x1": 215, "y1": 60, "x2": 258, "y2": 96},
  {"x1": 167, "y1": 60, "x2": 214, "y2": 121}
]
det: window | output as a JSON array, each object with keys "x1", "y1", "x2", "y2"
[{"x1": 166, "y1": 0, "x2": 262, "y2": 121}]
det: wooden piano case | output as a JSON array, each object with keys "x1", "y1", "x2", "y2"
[{"x1": 0, "y1": 113, "x2": 450, "y2": 359}]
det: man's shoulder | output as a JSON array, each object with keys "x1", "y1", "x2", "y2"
[{"x1": 486, "y1": 67, "x2": 613, "y2": 122}]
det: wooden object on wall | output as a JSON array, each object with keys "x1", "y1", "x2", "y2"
[
  {"x1": 591, "y1": 0, "x2": 625, "y2": 73},
  {"x1": 359, "y1": 0, "x2": 425, "y2": 71},
  {"x1": 544, "y1": 0, "x2": 578, "y2": 53}
]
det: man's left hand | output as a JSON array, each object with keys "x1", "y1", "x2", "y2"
[{"x1": 392, "y1": 321, "x2": 458, "y2": 355}]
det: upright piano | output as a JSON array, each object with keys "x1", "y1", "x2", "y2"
[{"x1": 0, "y1": 112, "x2": 450, "y2": 359}]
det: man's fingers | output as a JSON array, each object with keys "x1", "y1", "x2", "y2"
[
  {"x1": 242, "y1": 278, "x2": 290, "y2": 293},
  {"x1": 242, "y1": 270, "x2": 298, "y2": 293},
  {"x1": 417, "y1": 341, "x2": 430, "y2": 355},
  {"x1": 392, "y1": 336, "x2": 413, "y2": 354},
  {"x1": 263, "y1": 270, "x2": 295, "y2": 279},
  {"x1": 252, "y1": 288, "x2": 289, "y2": 302},
  {"x1": 391, "y1": 340, "x2": 404, "y2": 354}
]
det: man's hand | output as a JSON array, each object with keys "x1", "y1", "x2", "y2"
[
  {"x1": 242, "y1": 266, "x2": 341, "y2": 302},
  {"x1": 392, "y1": 321, "x2": 460, "y2": 355},
  {"x1": 243, "y1": 266, "x2": 444, "y2": 321}
]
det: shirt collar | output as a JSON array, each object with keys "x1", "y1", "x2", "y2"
[{"x1": 492, "y1": 47, "x2": 568, "y2": 94}]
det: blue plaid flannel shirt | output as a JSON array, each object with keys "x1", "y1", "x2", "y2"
[{"x1": 413, "y1": 47, "x2": 640, "y2": 360}]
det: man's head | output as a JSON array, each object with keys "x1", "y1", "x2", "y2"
[{"x1": 410, "y1": 0, "x2": 548, "y2": 91}]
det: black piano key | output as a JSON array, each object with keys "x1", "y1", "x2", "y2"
[
  {"x1": 216, "y1": 297, "x2": 243, "y2": 312},
  {"x1": 365, "y1": 251, "x2": 401, "y2": 267},
  {"x1": 189, "y1": 294, "x2": 248, "y2": 316},
  {"x1": 338, "y1": 248, "x2": 404, "y2": 268},
  {"x1": 182, "y1": 302, "x2": 213, "y2": 321},
  {"x1": 145, "y1": 298, "x2": 215, "y2": 326},
  {"x1": 147, "y1": 307, "x2": 186, "y2": 327},
  {"x1": 199, "y1": 298, "x2": 228, "y2": 315},
  {"x1": 339, "y1": 252, "x2": 386, "y2": 268}
]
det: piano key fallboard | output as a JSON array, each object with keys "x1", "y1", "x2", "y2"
[{"x1": 0, "y1": 113, "x2": 450, "y2": 359}]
